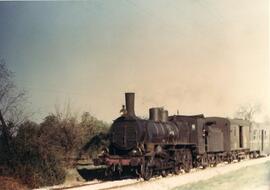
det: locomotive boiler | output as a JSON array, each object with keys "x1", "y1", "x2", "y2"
[{"x1": 110, "y1": 93, "x2": 190, "y2": 151}]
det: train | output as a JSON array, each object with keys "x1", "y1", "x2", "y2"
[{"x1": 94, "y1": 93, "x2": 270, "y2": 180}]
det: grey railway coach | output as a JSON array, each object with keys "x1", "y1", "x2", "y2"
[
  {"x1": 250, "y1": 122, "x2": 270, "y2": 156},
  {"x1": 228, "y1": 119, "x2": 250, "y2": 151}
]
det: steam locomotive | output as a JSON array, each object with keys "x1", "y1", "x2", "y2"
[{"x1": 94, "y1": 93, "x2": 270, "y2": 180}]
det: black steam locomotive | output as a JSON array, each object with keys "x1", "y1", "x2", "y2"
[{"x1": 94, "y1": 93, "x2": 270, "y2": 180}]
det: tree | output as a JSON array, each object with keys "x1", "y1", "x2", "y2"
[
  {"x1": 79, "y1": 112, "x2": 109, "y2": 159},
  {"x1": 38, "y1": 113, "x2": 81, "y2": 166},
  {"x1": 13, "y1": 121, "x2": 65, "y2": 188},
  {"x1": 80, "y1": 112, "x2": 109, "y2": 144},
  {"x1": 0, "y1": 59, "x2": 26, "y2": 124},
  {"x1": 0, "y1": 59, "x2": 26, "y2": 167},
  {"x1": 235, "y1": 103, "x2": 261, "y2": 122}
]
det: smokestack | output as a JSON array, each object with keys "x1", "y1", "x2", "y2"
[{"x1": 125, "y1": 92, "x2": 135, "y2": 117}]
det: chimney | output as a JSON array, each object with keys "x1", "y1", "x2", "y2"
[{"x1": 125, "y1": 92, "x2": 135, "y2": 117}]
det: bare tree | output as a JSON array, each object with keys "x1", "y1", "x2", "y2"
[
  {"x1": 0, "y1": 59, "x2": 26, "y2": 124},
  {"x1": 235, "y1": 103, "x2": 261, "y2": 122},
  {"x1": 0, "y1": 58, "x2": 26, "y2": 156}
]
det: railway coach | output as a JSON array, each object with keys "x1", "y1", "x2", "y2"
[{"x1": 250, "y1": 122, "x2": 270, "y2": 157}]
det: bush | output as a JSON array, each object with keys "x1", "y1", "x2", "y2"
[
  {"x1": 38, "y1": 114, "x2": 83, "y2": 166},
  {"x1": 14, "y1": 156, "x2": 65, "y2": 188},
  {"x1": 0, "y1": 176, "x2": 28, "y2": 190},
  {"x1": 0, "y1": 121, "x2": 66, "y2": 188},
  {"x1": 81, "y1": 132, "x2": 109, "y2": 159},
  {"x1": 14, "y1": 121, "x2": 66, "y2": 188},
  {"x1": 0, "y1": 112, "x2": 109, "y2": 188}
]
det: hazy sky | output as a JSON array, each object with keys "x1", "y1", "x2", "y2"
[{"x1": 0, "y1": 0, "x2": 269, "y2": 122}]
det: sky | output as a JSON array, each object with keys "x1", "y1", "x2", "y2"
[{"x1": 0, "y1": 0, "x2": 269, "y2": 123}]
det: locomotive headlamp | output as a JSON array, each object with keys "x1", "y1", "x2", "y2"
[
  {"x1": 132, "y1": 149, "x2": 137, "y2": 154},
  {"x1": 130, "y1": 147, "x2": 142, "y2": 156}
]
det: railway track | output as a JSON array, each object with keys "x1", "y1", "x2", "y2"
[
  {"x1": 51, "y1": 182, "x2": 104, "y2": 190},
  {"x1": 49, "y1": 178, "x2": 143, "y2": 190},
  {"x1": 52, "y1": 167, "x2": 222, "y2": 190},
  {"x1": 52, "y1": 168, "x2": 195, "y2": 190},
  {"x1": 51, "y1": 181, "x2": 108, "y2": 190}
]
